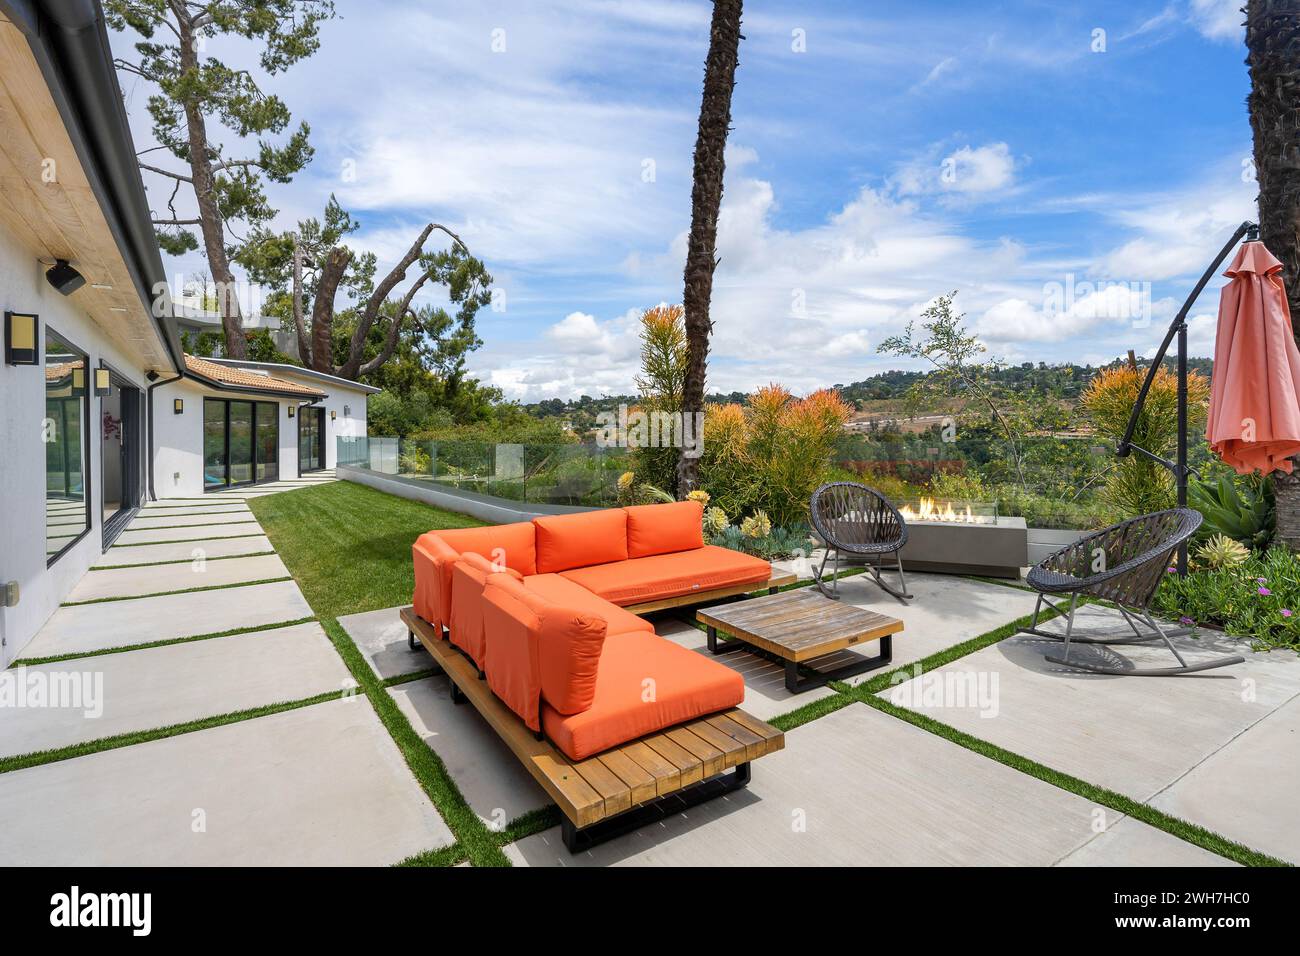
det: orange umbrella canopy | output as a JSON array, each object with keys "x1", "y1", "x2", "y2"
[{"x1": 1206, "y1": 242, "x2": 1300, "y2": 474}]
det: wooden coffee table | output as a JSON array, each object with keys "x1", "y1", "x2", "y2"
[{"x1": 696, "y1": 588, "x2": 904, "y2": 693}]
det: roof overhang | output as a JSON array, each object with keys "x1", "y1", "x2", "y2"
[
  {"x1": 183, "y1": 354, "x2": 326, "y2": 401},
  {"x1": 0, "y1": 0, "x2": 181, "y2": 372},
  {"x1": 204, "y1": 357, "x2": 383, "y2": 395}
]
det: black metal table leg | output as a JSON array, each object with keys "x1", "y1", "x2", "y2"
[
  {"x1": 783, "y1": 634, "x2": 893, "y2": 693},
  {"x1": 706, "y1": 625, "x2": 747, "y2": 655}
]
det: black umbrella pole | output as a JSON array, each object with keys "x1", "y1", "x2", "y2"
[{"x1": 1177, "y1": 321, "x2": 1189, "y2": 577}]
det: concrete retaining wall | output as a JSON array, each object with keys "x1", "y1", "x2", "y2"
[{"x1": 338, "y1": 465, "x2": 597, "y2": 524}]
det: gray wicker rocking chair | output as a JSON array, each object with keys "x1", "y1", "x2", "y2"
[
  {"x1": 809, "y1": 481, "x2": 913, "y2": 603},
  {"x1": 1020, "y1": 508, "x2": 1244, "y2": 676}
]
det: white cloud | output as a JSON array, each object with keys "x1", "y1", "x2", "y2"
[
  {"x1": 1188, "y1": 0, "x2": 1243, "y2": 42},
  {"x1": 894, "y1": 143, "x2": 1017, "y2": 198}
]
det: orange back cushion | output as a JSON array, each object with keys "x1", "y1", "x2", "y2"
[
  {"x1": 624, "y1": 500, "x2": 704, "y2": 558},
  {"x1": 532, "y1": 509, "x2": 628, "y2": 573},
  {"x1": 485, "y1": 572, "x2": 606, "y2": 715},
  {"x1": 433, "y1": 522, "x2": 537, "y2": 576}
]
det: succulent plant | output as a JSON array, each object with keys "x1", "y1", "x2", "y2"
[
  {"x1": 702, "y1": 505, "x2": 729, "y2": 536},
  {"x1": 740, "y1": 509, "x2": 772, "y2": 539},
  {"x1": 1196, "y1": 533, "x2": 1250, "y2": 570}
]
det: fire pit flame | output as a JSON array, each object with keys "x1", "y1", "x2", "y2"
[{"x1": 899, "y1": 497, "x2": 984, "y2": 524}]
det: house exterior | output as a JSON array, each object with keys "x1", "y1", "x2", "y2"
[
  {"x1": 0, "y1": 1, "x2": 374, "y2": 665},
  {"x1": 152, "y1": 356, "x2": 376, "y2": 498}
]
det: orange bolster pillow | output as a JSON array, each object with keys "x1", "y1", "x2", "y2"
[{"x1": 624, "y1": 500, "x2": 704, "y2": 558}]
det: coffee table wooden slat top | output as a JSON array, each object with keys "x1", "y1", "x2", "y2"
[{"x1": 696, "y1": 588, "x2": 903, "y2": 663}]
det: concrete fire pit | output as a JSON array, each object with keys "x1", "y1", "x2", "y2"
[{"x1": 896, "y1": 515, "x2": 1029, "y2": 579}]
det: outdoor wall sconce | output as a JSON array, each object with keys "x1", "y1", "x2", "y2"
[
  {"x1": 173, "y1": 398, "x2": 184, "y2": 415},
  {"x1": 330, "y1": 410, "x2": 337, "y2": 421},
  {"x1": 4, "y1": 311, "x2": 38, "y2": 365},
  {"x1": 94, "y1": 367, "x2": 112, "y2": 397},
  {"x1": 343, "y1": 404, "x2": 351, "y2": 416},
  {"x1": 287, "y1": 405, "x2": 295, "y2": 418},
  {"x1": 71, "y1": 366, "x2": 85, "y2": 395}
]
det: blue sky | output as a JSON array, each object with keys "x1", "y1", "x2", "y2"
[{"x1": 113, "y1": 0, "x2": 1257, "y2": 400}]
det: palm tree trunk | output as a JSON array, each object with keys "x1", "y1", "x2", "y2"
[
  {"x1": 1246, "y1": 0, "x2": 1300, "y2": 545},
  {"x1": 677, "y1": 0, "x2": 743, "y2": 497}
]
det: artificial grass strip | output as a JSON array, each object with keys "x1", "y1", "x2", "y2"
[
  {"x1": 111, "y1": 532, "x2": 267, "y2": 547},
  {"x1": 382, "y1": 668, "x2": 440, "y2": 688},
  {"x1": 91, "y1": 551, "x2": 277, "y2": 571},
  {"x1": 395, "y1": 843, "x2": 467, "y2": 867},
  {"x1": 498, "y1": 806, "x2": 562, "y2": 845},
  {"x1": 13, "y1": 616, "x2": 317, "y2": 667},
  {"x1": 862, "y1": 695, "x2": 1289, "y2": 867},
  {"x1": 0, "y1": 690, "x2": 339, "y2": 775},
  {"x1": 59, "y1": 576, "x2": 292, "y2": 607}
]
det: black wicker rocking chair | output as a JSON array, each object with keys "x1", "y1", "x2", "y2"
[
  {"x1": 1020, "y1": 508, "x2": 1244, "y2": 676},
  {"x1": 809, "y1": 481, "x2": 913, "y2": 602}
]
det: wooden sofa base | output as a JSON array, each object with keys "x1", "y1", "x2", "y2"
[{"x1": 401, "y1": 605, "x2": 785, "y2": 853}]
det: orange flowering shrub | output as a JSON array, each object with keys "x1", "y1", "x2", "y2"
[{"x1": 700, "y1": 385, "x2": 852, "y2": 526}]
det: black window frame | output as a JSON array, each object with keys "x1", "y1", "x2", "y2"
[
  {"x1": 202, "y1": 397, "x2": 280, "y2": 491},
  {"x1": 43, "y1": 326, "x2": 92, "y2": 567}
]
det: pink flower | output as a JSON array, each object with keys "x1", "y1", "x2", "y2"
[
  {"x1": 1257, "y1": 577, "x2": 1268, "y2": 585},
  {"x1": 1179, "y1": 616, "x2": 1195, "y2": 626},
  {"x1": 1166, "y1": 566, "x2": 1177, "y2": 574},
  {"x1": 1282, "y1": 609, "x2": 1293, "y2": 618},
  {"x1": 1258, "y1": 587, "x2": 1271, "y2": 596}
]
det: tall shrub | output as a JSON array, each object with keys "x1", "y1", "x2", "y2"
[
  {"x1": 699, "y1": 386, "x2": 851, "y2": 526},
  {"x1": 632, "y1": 305, "x2": 687, "y2": 492},
  {"x1": 1082, "y1": 364, "x2": 1209, "y2": 517}
]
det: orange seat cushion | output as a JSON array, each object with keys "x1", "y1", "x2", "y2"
[
  {"x1": 558, "y1": 545, "x2": 772, "y2": 606},
  {"x1": 624, "y1": 500, "x2": 704, "y2": 558},
  {"x1": 482, "y1": 573, "x2": 606, "y2": 730},
  {"x1": 430, "y1": 522, "x2": 538, "y2": 576},
  {"x1": 448, "y1": 553, "x2": 522, "y2": 668},
  {"x1": 523, "y1": 574, "x2": 654, "y2": 636},
  {"x1": 533, "y1": 510, "x2": 628, "y2": 573},
  {"x1": 541, "y1": 629, "x2": 745, "y2": 761}
]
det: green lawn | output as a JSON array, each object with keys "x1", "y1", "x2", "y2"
[{"x1": 249, "y1": 480, "x2": 483, "y2": 619}]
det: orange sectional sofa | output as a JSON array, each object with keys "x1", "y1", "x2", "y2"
[{"x1": 411, "y1": 500, "x2": 774, "y2": 761}]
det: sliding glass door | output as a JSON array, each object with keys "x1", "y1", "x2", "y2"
[
  {"x1": 203, "y1": 398, "x2": 279, "y2": 489},
  {"x1": 298, "y1": 406, "x2": 325, "y2": 473}
]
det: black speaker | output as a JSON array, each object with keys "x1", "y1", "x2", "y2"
[{"x1": 45, "y1": 259, "x2": 85, "y2": 296}]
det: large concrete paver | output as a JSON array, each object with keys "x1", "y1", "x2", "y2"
[
  {"x1": 389, "y1": 676, "x2": 550, "y2": 828},
  {"x1": 340, "y1": 606, "x2": 428, "y2": 680},
  {"x1": 0, "y1": 623, "x2": 350, "y2": 759},
  {"x1": 505, "y1": 701, "x2": 1186, "y2": 866},
  {"x1": 1055, "y1": 816, "x2": 1237, "y2": 867},
  {"x1": 883, "y1": 605, "x2": 1300, "y2": 803},
  {"x1": 22, "y1": 580, "x2": 312, "y2": 659},
  {"x1": 127, "y1": 512, "x2": 259, "y2": 529},
  {"x1": 1150, "y1": 695, "x2": 1300, "y2": 864},
  {"x1": 67, "y1": 554, "x2": 288, "y2": 602},
  {"x1": 96, "y1": 535, "x2": 274, "y2": 567},
  {"x1": 835, "y1": 572, "x2": 1040, "y2": 676},
  {"x1": 0, "y1": 698, "x2": 452, "y2": 865},
  {"x1": 114, "y1": 521, "x2": 263, "y2": 544}
]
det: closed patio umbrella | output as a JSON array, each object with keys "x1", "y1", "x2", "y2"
[{"x1": 1205, "y1": 241, "x2": 1300, "y2": 474}]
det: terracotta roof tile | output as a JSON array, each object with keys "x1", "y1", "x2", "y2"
[{"x1": 184, "y1": 354, "x2": 324, "y2": 398}]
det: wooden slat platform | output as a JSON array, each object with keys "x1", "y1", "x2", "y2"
[
  {"x1": 401, "y1": 606, "x2": 785, "y2": 830},
  {"x1": 622, "y1": 571, "x2": 796, "y2": 615}
]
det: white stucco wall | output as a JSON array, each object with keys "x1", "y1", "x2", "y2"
[
  {"x1": 260, "y1": 370, "x2": 369, "y2": 470},
  {"x1": 153, "y1": 378, "x2": 302, "y2": 498},
  {"x1": 0, "y1": 223, "x2": 156, "y2": 666}
]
